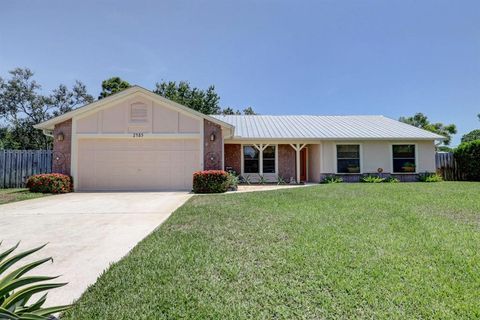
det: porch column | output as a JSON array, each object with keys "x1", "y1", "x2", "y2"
[
  {"x1": 253, "y1": 144, "x2": 270, "y2": 176},
  {"x1": 290, "y1": 143, "x2": 306, "y2": 183}
]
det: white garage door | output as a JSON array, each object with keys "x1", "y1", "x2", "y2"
[{"x1": 77, "y1": 138, "x2": 200, "y2": 191}]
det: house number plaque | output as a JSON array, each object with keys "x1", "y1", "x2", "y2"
[{"x1": 133, "y1": 133, "x2": 144, "y2": 138}]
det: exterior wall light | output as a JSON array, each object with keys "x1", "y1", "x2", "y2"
[
  {"x1": 210, "y1": 133, "x2": 216, "y2": 141},
  {"x1": 57, "y1": 132, "x2": 64, "y2": 141}
]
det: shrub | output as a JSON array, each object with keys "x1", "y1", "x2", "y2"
[
  {"x1": 454, "y1": 140, "x2": 480, "y2": 181},
  {"x1": 227, "y1": 172, "x2": 239, "y2": 191},
  {"x1": 418, "y1": 172, "x2": 443, "y2": 182},
  {"x1": 384, "y1": 176, "x2": 400, "y2": 183},
  {"x1": 321, "y1": 175, "x2": 343, "y2": 184},
  {"x1": 0, "y1": 243, "x2": 71, "y2": 319},
  {"x1": 192, "y1": 170, "x2": 230, "y2": 193},
  {"x1": 26, "y1": 173, "x2": 73, "y2": 193},
  {"x1": 361, "y1": 175, "x2": 385, "y2": 183}
]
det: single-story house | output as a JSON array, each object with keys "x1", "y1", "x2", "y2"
[{"x1": 35, "y1": 86, "x2": 444, "y2": 191}]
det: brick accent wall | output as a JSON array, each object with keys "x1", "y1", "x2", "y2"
[
  {"x1": 224, "y1": 144, "x2": 241, "y2": 174},
  {"x1": 52, "y1": 119, "x2": 72, "y2": 175},
  {"x1": 278, "y1": 144, "x2": 295, "y2": 181},
  {"x1": 203, "y1": 120, "x2": 223, "y2": 170}
]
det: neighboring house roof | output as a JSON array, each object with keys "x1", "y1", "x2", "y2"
[
  {"x1": 34, "y1": 85, "x2": 234, "y2": 131},
  {"x1": 212, "y1": 115, "x2": 444, "y2": 140}
]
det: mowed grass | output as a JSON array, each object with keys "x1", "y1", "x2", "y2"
[
  {"x1": 64, "y1": 183, "x2": 480, "y2": 319},
  {"x1": 0, "y1": 188, "x2": 49, "y2": 205}
]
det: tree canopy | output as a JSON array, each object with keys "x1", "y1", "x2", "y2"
[
  {"x1": 220, "y1": 106, "x2": 257, "y2": 115},
  {"x1": 0, "y1": 68, "x2": 93, "y2": 149},
  {"x1": 154, "y1": 81, "x2": 220, "y2": 115},
  {"x1": 153, "y1": 80, "x2": 256, "y2": 115},
  {"x1": 461, "y1": 130, "x2": 480, "y2": 143},
  {"x1": 399, "y1": 113, "x2": 457, "y2": 145},
  {"x1": 98, "y1": 77, "x2": 131, "y2": 99}
]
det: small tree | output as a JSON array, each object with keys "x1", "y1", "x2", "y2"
[
  {"x1": 220, "y1": 106, "x2": 258, "y2": 115},
  {"x1": 98, "y1": 77, "x2": 131, "y2": 99},
  {"x1": 0, "y1": 68, "x2": 93, "y2": 149},
  {"x1": 220, "y1": 107, "x2": 241, "y2": 115},
  {"x1": 243, "y1": 107, "x2": 257, "y2": 115},
  {"x1": 399, "y1": 113, "x2": 457, "y2": 145},
  {"x1": 454, "y1": 140, "x2": 480, "y2": 181}
]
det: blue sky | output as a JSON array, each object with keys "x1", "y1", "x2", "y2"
[{"x1": 1, "y1": 0, "x2": 479, "y2": 145}]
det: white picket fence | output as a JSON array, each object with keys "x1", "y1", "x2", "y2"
[{"x1": 0, "y1": 150, "x2": 53, "y2": 188}]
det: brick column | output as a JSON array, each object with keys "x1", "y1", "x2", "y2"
[
  {"x1": 52, "y1": 119, "x2": 72, "y2": 175},
  {"x1": 203, "y1": 120, "x2": 223, "y2": 170},
  {"x1": 224, "y1": 144, "x2": 241, "y2": 174}
]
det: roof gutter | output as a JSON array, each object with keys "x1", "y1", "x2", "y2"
[{"x1": 42, "y1": 129, "x2": 54, "y2": 138}]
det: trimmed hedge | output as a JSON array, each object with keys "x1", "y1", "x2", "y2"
[
  {"x1": 26, "y1": 173, "x2": 73, "y2": 193},
  {"x1": 192, "y1": 170, "x2": 229, "y2": 193},
  {"x1": 454, "y1": 140, "x2": 480, "y2": 181}
]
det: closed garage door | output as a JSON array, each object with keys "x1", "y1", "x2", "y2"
[{"x1": 77, "y1": 138, "x2": 200, "y2": 191}]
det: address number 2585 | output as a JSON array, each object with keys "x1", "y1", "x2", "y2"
[{"x1": 133, "y1": 133, "x2": 144, "y2": 138}]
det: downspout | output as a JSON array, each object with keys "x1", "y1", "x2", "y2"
[{"x1": 42, "y1": 129, "x2": 54, "y2": 138}]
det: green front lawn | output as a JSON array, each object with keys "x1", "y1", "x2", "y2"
[
  {"x1": 64, "y1": 183, "x2": 480, "y2": 319},
  {"x1": 0, "y1": 188, "x2": 49, "y2": 205}
]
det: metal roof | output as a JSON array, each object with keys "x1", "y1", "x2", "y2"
[{"x1": 212, "y1": 115, "x2": 444, "y2": 140}]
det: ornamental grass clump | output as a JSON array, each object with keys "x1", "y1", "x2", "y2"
[
  {"x1": 192, "y1": 170, "x2": 230, "y2": 193},
  {"x1": 360, "y1": 175, "x2": 385, "y2": 183},
  {"x1": 384, "y1": 176, "x2": 400, "y2": 183},
  {"x1": 321, "y1": 175, "x2": 343, "y2": 184},
  {"x1": 418, "y1": 172, "x2": 443, "y2": 182},
  {"x1": 26, "y1": 173, "x2": 73, "y2": 194},
  {"x1": 0, "y1": 242, "x2": 71, "y2": 319}
]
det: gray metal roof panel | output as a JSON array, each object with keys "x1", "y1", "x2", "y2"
[{"x1": 212, "y1": 115, "x2": 444, "y2": 140}]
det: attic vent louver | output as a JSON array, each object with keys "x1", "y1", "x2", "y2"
[{"x1": 130, "y1": 103, "x2": 148, "y2": 123}]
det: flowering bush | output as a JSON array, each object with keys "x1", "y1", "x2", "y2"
[
  {"x1": 192, "y1": 170, "x2": 230, "y2": 193},
  {"x1": 26, "y1": 173, "x2": 73, "y2": 193}
]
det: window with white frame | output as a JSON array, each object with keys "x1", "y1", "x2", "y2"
[
  {"x1": 392, "y1": 145, "x2": 416, "y2": 173},
  {"x1": 243, "y1": 145, "x2": 276, "y2": 174},
  {"x1": 262, "y1": 146, "x2": 276, "y2": 173},
  {"x1": 243, "y1": 146, "x2": 259, "y2": 173},
  {"x1": 336, "y1": 145, "x2": 360, "y2": 173}
]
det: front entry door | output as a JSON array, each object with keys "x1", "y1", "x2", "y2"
[{"x1": 300, "y1": 148, "x2": 307, "y2": 182}]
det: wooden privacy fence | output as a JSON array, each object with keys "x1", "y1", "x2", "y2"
[
  {"x1": 435, "y1": 152, "x2": 463, "y2": 181},
  {"x1": 0, "y1": 150, "x2": 53, "y2": 188}
]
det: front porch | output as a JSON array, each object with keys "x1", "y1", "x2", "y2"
[{"x1": 223, "y1": 143, "x2": 321, "y2": 184}]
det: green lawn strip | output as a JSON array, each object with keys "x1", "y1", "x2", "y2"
[
  {"x1": 0, "y1": 188, "x2": 49, "y2": 205},
  {"x1": 63, "y1": 183, "x2": 480, "y2": 319}
]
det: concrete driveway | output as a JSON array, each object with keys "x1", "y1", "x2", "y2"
[{"x1": 0, "y1": 192, "x2": 192, "y2": 306}]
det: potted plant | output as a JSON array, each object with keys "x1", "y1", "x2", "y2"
[
  {"x1": 401, "y1": 162, "x2": 416, "y2": 172},
  {"x1": 347, "y1": 165, "x2": 360, "y2": 173}
]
